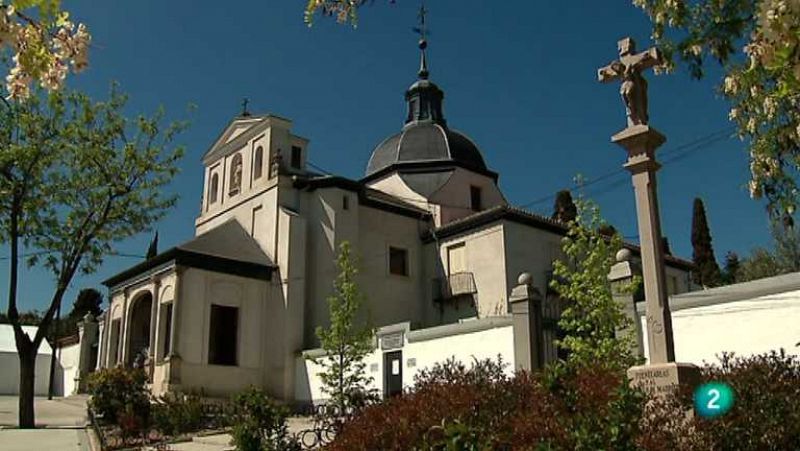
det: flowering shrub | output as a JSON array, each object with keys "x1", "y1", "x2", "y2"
[{"x1": 0, "y1": 1, "x2": 91, "y2": 99}]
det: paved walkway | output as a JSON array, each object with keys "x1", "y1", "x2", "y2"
[
  {"x1": 0, "y1": 428, "x2": 90, "y2": 451},
  {"x1": 0, "y1": 395, "x2": 88, "y2": 427},
  {"x1": 0, "y1": 396, "x2": 90, "y2": 451}
]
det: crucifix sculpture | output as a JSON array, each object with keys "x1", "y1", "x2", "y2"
[
  {"x1": 598, "y1": 37, "x2": 663, "y2": 127},
  {"x1": 598, "y1": 36, "x2": 700, "y2": 397}
]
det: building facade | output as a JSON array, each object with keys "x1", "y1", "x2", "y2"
[{"x1": 97, "y1": 47, "x2": 694, "y2": 402}]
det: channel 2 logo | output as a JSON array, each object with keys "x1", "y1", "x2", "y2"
[{"x1": 694, "y1": 382, "x2": 734, "y2": 418}]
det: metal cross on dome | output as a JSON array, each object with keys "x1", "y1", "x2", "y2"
[{"x1": 413, "y1": 3, "x2": 428, "y2": 41}]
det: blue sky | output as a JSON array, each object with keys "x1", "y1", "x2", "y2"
[{"x1": 1, "y1": 0, "x2": 773, "y2": 312}]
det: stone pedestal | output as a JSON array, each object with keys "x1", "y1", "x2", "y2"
[
  {"x1": 509, "y1": 273, "x2": 544, "y2": 372},
  {"x1": 628, "y1": 362, "x2": 701, "y2": 396},
  {"x1": 608, "y1": 249, "x2": 645, "y2": 359}
]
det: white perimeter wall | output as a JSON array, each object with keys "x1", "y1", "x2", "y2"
[
  {"x1": 0, "y1": 352, "x2": 52, "y2": 396},
  {"x1": 641, "y1": 289, "x2": 800, "y2": 365},
  {"x1": 54, "y1": 343, "x2": 81, "y2": 397},
  {"x1": 295, "y1": 319, "x2": 514, "y2": 403}
]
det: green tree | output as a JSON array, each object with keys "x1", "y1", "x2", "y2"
[
  {"x1": 550, "y1": 197, "x2": 638, "y2": 370},
  {"x1": 737, "y1": 224, "x2": 800, "y2": 282},
  {"x1": 0, "y1": 86, "x2": 185, "y2": 428},
  {"x1": 691, "y1": 198, "x2": 722, "y2": 287},
  {"x1": 552, "y1": 189, "x2": 578, "y2": 224},
  {"x1": 722, "y1": 251, "x2": 742, "y2": 285},
  {"x1": 632, "y1": 0, "x2": 800, "y2": 223},
  {"x1": 310, "y1": 241, "x2": 376, "y2": 425}
]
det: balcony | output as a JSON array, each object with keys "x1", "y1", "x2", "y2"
[{"x1": 433, "y1": 272, "x2": 478, "y2": 302}]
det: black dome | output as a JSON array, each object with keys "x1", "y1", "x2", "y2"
[{"x1": 366, "y1": 122, "x2": 488, "y2": 177}]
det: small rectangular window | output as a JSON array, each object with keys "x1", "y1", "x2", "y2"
[
  {"x1": 208, "y1": 304, "x2": 238, "y2": 366},
  {"x1": 343, "y1": 195, "x2": 349, "y2": 211},
  {"x1": 291, "y1": 146, "x2": 302, "y2": 169},
  {"x1": 389, "y1": 247, "x2": 408, "y2": 276},
  {"x1": 470, "y1": 186, "x2": 482, "y2": 212}
]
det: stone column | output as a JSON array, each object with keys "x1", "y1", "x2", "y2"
[
  {"x1": 612, "y1": 124, "x2": 700, "y2": 395},
  {"x1": 147, "y1": 277, "x2": 161, "y2": 380},
  {"x1": 95, "y1": 314, "x2": 106, "y2": 370},
  {"x1": 509, "y1": 272, "x2": 544, "y2": 372},
  {"x1": 608, "y1": 248, "x2": 644, "y2": 359},
  {"x1": 119, "y1": 288, "x2": 130, "y2": 366},
  {"x1": 77, "y1": 313, "x2": 98, "y2": 393},
  {"x1": 166, "y1": 266, "x2": 184, "y2": 388}
]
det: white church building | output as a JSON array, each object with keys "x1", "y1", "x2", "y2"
[{"x1": 97, "y1": 42, "x2": 695, "y2": 404}]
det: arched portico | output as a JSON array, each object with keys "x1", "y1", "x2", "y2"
[{"x1": 126, "y1": 292, "x2": 153, "y2": 367}]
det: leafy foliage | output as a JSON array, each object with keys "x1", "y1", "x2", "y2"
[
  {"x1": 328, "y1": 358, "x2": 645, "y2": 450},
  {"x1": 550, "y1": 197, "x2": 638, "y2": 370},
  {"x1": 552, "y1": 189, "x2": 578, "y2": 224},
  {"x1": 691, "y1": 198, "x2": 722, "y2": 287},
  {"x1": 310, "y1": 241, "x2": 377, "y2": 424},
  {"x1": 639, "y1": 350, "x2": 800, "y2": 450},
  {"x1": 227, "y1": 387, "x2": 299, "y2": 451},
  {"x1": 0, "y1": 85, "x2": 185, "y2": 427},
  {"x1": 151, "y1": 392, "x2": 208, "y2": 437},
  {"x1": 632, "y1": 0, "x2": 800, "y2": 223},
  {"x1": 0, "y1": 1, "x2": 91, "y2": 99},
  {"x1": 733, "y1": 224, "x2": 800, "y2": 282},
  {"x1": 721, "y1": 251, "x2": 741, "y2": 284},
  {"x1": 87, "y1": 367, "x2": 150, "y2": 425}
]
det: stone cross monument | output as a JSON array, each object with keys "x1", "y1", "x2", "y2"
[{"x1": 598, "y1": 37, "x2": 699, "y2": 396}]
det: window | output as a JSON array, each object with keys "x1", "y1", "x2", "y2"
[
  {"x1": 209, "y1": 173, "x2": 219, "y2": 205},
  {"x1": 161, "y1": 303, "x2": 173, "y2": 359},
  {"x1": 389, "y1": 247, "x2": 408, "y2": 276},
  {"x1": 208, "y1": 304, "x2": 238, "y2": 366},
  {"x1": 342, "y1": 195, "x2": 349, "y2": 211},
  {"x1": 470, "y1": 186, "x2": 482, "y2": 212},
  {"x1": 253, "y1": 146, "x2": 264, "y2": 180},
  {"x1": 229, "y1": 153, "x2": 243, "y2": 196},
  {"x1": 291, "y1": 146, "x2": 302, "y2": 169},
  {"x1": 447, "y1": 243, "x2": 466, "y2": 275}
]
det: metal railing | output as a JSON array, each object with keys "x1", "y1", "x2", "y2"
[{"x1": 432, "y1": 272, "x2": 477, "y2": 301}]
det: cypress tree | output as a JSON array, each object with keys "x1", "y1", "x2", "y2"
[
  {"x1": 691, "y1": 198, "x2": 722, "y2": 287},
  {"x1": 552, "y1": 189, "x2": 577, "y2": 224},
  {"x1": 146, "y1": 231, "x2": 158, "y2": 259}
]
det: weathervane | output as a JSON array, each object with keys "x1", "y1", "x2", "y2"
[{"x1": 413, "y1": 2, "x2": 430, "y2": 79}]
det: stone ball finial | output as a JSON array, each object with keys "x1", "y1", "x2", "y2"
[
  {"x1": 616, "y1": 248, "x2": 633, "y2": 263},
  {"x1": 518, "y1": 272, "x2": 533, "y2": 286}
]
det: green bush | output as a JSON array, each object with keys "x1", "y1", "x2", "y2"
[
  {"x1": 87, "y1": 367, "x2": 150, "y2": 425},
  {"x1": 151, "y1": 391, "x2": 209, "y2": 437},
  {"x1": 228, "y1": 387, "x2": 299, "y2": 451}
]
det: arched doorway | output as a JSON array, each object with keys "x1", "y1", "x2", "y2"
[{"x1": 127, "y1": 292, "x2": 153, "y2": 367}]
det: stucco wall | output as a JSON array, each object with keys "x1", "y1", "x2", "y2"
[
  {"x1": 295, "y1": 319, "x2": 514, "y2": 403},
  {"x1": 301, "y1": 187, "x2": 425, "y2": 347},
  {"x1": 431, "y1": 168, "x2": 506, "y2": 225},
  {"x1": 176, "y1": 268, "x2": 273, "y2": 397},
  {"x1": 0, "y1": 353, "x2": 52, "y2": 396},
  {"x1": 640, "y1": 289, "x2": 800, "y2": 365},
  {"x1": 55, "y1": 342, "x2": 81, "y2": 396}
]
